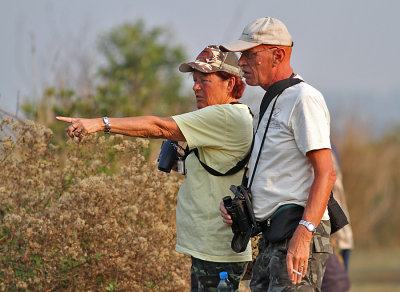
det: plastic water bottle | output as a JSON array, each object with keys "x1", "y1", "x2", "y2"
[{"x1": 217, "y1": 271, "x2": 234, "y2": 292}]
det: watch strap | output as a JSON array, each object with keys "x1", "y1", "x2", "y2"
[
  {"x1": 103, "y1": 117, "x2": 111, "y2": 134},
  {"x1": 299, "y1": 220, "x2": 316, "y2": 232}
]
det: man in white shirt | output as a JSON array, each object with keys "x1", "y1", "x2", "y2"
[{"x1": 220, "y1": 17, "x2": 337, "y2": 291}]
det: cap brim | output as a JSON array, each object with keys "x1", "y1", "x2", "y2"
[
  {"x1": 179, "y1": 62, "x2": 216, "y2": 73},
  {"x1": 219, "y1": 40, "x2": 261, "y2": 52}
]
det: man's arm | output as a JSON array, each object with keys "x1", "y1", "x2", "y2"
[{"x1": 286, "y1": 148, "x2": 336, "y2": 284}]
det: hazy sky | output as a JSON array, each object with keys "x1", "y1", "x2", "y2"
[{"x1": 1, "y1": 0, "x2": 400, "y2": 130}]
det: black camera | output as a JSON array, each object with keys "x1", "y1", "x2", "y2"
[
  {"x1": 223, "y1": 185, "x2": 258, "y2": 253},
  {"x1": 158, "y1": 140, "x2": 179, "y2": 173},
  {"x1": 223, "y1": 195, "x2": 250, "y2": 235},
  {"x1": 158, "y1": 140, "x2": 186, "y2": 174}
]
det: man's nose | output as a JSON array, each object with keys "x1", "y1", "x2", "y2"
[{"x1": 238, "y1": 55, "x2": 246, "y2": 66}]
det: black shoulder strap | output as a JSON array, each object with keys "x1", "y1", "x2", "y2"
[
  {"x1": 257, "y1": 73, "x2": 302, "y2": 129},
  {"x1": 248, "y1": 74, "x2": 303, "y2": 188},
  {"x1": 186, "y1": 103, "x2": 253, "y2": 177},
  {"x1": 189, "y1": 148, "x2": 251, "y2": 176}
]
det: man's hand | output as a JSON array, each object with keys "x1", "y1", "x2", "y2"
[
  {"x1": 285, "y1": 148, "x2": 336, "y2": 284},
  {"x1": 286, "y1": 226, "x2": 313, "y2": 284},
  {"x1": 56, "y1": 117, "x2": 103, "y2": 141},
  {"x1": 220, "y1": 201, "x2": 233, "y2": 226}
]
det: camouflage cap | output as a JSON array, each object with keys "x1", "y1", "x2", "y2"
[{"x1": 179, "y1": 45, "x2": 243, "y2": 77}]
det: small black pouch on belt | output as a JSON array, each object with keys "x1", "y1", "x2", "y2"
[
  {"x1": 259, "y1": 192, "x2": 349, "y2": 243},
  {"x1": 260, "y1": 204, "x2": 305, "y2": 243},
  {"x1": 327, "y1": 192, "x2": 349, "y2": 234}
]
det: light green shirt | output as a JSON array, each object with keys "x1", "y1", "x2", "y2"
[{"x1": 172, "y1": 103, "x2": 253, "y2": 262}]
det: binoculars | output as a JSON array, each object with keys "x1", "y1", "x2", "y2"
[{"x1": 157, "y1": 140, "x2": 179, "y2": 173}]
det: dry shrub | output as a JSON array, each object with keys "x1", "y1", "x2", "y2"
[{"x1": 0, "y1": 119, "x2": 190, "y2": 291}]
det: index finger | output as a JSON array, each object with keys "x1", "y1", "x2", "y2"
[
  {"x1": 286, "y1": 251, "x2": 295, "y2": 282},
  {"x1": 56, "y1": 117, "x2": 74, "y2": 123},
  {"x1": 220, "y1": 201, "x2": 229, "y2": 216}
]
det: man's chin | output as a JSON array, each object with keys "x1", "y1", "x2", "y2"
[{"x1": 244, "y1": 78, "x2": 257, "y2": 86}]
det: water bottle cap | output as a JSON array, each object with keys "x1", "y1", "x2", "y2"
[{"x1": 219, "y1": 271, "x2": 228, "y2": 279}]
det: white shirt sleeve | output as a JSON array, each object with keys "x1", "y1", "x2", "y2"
[{"x1": 290, "y1": 93, "x2": 331, "y2": 155}]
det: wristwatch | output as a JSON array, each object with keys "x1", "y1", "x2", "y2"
[
  {"x1": 103, "y1": 117, "x2": 111, "y2": 134},
  {"x1": 299, "y1": 220, "x2": 316, "y2": 232}
]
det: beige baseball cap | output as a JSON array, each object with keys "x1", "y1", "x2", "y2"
[
  {"x1": 179, "y1": 45, "x2": 243, "y2": 77},
  {"x1": 220, "y1": 17, "x2": 293, "y2": 52}
]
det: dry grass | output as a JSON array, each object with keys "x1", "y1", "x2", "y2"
[
  {"x1": 337, "y1": 127, "x2": 400, "y2": 247},
  {"x1": 0, "y1": 119, "x2": 190, "y2": 291},
  {"x1": 349, "y1": 248, "x2": 400, "y2": 291},
  {"x1": 1, "y1": 118, "x2": 400, "y2": 290}
]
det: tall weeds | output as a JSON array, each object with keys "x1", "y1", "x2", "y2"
[
  {"x1": 338, "y1": 127, "x2": 400, "y2": 247},
  {"x1": 0, "y1": 119, "x2": 189, "y2": 291}
]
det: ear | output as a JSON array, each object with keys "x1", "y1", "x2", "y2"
[
  {"x1": 226, "y1": 77, "x2": 235, "y2": 93},
  {"x1": 272, "y1": 48, "x2": 286, "y2": 66}
]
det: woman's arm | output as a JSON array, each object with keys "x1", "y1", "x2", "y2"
[{"x1": 56, "y1": 116, "x2": 186, "y2": 141}]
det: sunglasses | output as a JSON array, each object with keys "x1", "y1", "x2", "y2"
[{"x1": 240, "y1": 47, "x2": 279, "y2": 59}]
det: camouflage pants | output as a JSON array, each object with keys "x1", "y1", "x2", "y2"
[
  {"x1": 250, "y1": 220, "x2": 332, "y2": 292},
  {"x1": 190, "y1": 256, "x2": 249, "y2": 292}
]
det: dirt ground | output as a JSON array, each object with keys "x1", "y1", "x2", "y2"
[{"x1": 349, "y1": 248, "x2": 400, "y2": 292}]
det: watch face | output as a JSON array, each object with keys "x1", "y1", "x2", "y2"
[
  {"x1": 307, "y1": 223, "x2": 316, "y2": 232},
  {"x1": 299, "y1": 220, "x2": 316, "y2": 232}
]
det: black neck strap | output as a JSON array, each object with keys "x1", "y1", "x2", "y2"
[
  {"x1": 189, "y1": 148, "x2": 251, "y2": 176},
  {"x1": 186, "y1": 103, "x2": 253, "y2": 176},
  {"x1": 248, "y1": 74, "x2": 303, "y2": 188},
  {"x1": 257, "y1": 73, "x2": 295, "y2": 129}
]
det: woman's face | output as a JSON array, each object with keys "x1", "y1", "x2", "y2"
[{"x1": 192, "y1": 71, "x2": 230, "y2": 109}]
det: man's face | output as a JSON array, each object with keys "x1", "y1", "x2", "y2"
[{"x1": 238, "y1": 45, "x2": 278, "y2": 88}]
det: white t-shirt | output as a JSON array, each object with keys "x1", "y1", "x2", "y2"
[
  {"x1": 172, "y1": 103, "x2": 253, "y2": 262},
  {"x1": 248, "y1": 78, "x2": 331, "y2": 221}
]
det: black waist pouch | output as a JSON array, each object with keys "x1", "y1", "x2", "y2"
[
  {"x1": 226, "y1": 187, "x2": 348, "y2": 252},
  {"x1": 327, "y1": 192, "x2": 349, "y2": 234},
  {"x1": 261, "y1": 193, "x2": 349, "y2": 243},
  {"x1": 261, "y1": 204, "x2": 305, "y2": 243}
]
